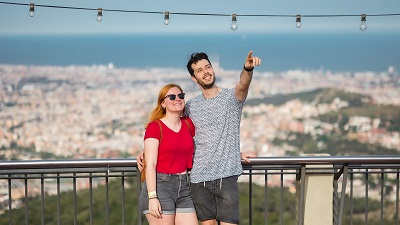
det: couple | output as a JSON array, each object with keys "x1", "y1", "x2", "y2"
[{"x1": 137, "y1": 51, "x2": 262, "y2": 225}]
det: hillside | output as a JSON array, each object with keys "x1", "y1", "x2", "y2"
[
  {"x1": 245, "y1": 88, "x2": 371, "y2": 107},
  {"x1": 246, "y1": 88, "x2": 400, "y2": 156}
]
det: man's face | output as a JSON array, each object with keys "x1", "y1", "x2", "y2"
[{"x1": 191, "y1": 59, "x2": 215, "y2": 89}]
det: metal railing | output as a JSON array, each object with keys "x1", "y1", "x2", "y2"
[
  {"x1": 0, "y1": 156, "x2": 399, "y2": 225},
  {"x1": 242, "y1": 156, "x2": 400, "y2": 225}
]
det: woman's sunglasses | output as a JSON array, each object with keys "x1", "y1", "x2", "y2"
[{"x1": 163, "y1": 93, "x2": 185, "y2": 101}]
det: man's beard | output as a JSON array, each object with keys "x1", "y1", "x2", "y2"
[{"x1": 196, "y1": 74, "x2": 216, "y2": 90}]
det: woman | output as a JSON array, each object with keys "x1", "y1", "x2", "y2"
[{"x1": 140, "y1": 83, "x2": 198, "y2": 225}]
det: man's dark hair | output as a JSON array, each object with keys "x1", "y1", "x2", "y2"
[{"x1": 186, "y1": 52, "x2": 212, "y2": 77}]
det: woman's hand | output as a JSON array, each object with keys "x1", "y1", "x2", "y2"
[
  {"x1": 149, "y1": 198, "x2": 162, "y2": 219},
  {"x1": 136, "y1": 150, "x2": 144, "y2": 171}
]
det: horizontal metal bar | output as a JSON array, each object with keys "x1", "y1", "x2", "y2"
[
  {"x1": 0, "y1": 174, "x2": 137, "y2": 180},
  {"x1": 0, "y1": 167, "x2": 137, "y2": 175},
  {"x1": 246, "y1": 156, "x2": 400, "y2": 165},
  {"x1": 1, "y1": 156, "x2": 400, "y2": 171},
  {"x1": 0, "y1": 158, "x2": 137, "y2": 169}
]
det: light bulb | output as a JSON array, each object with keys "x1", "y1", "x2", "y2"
[
  {"x1": 230, "y1": 14, "x2": 238, "y2": 31},
  {"x1": 97, "y1": 8, "x2": 103, "y2": 22},
  {"x1": 296, "y1": 15, "x2": 302, "y2": 28},
  {"x1": 164, "y1": 12, "x2": 170, "y2": 25},
  {"x1": 359, "y1": 14, "x2": 367, "y2": 31},
  {"x1": 29, "y1": 3, "x2": 35, "y2": 17}
]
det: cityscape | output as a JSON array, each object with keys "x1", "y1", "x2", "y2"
[{"x1": 1, "y1": 63, "x2": 399, "y2": 161}]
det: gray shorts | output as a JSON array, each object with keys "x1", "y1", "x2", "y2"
[
  {"x1": 190, "y1": 175, "x2": 239, "y2": 224},
  {"x1": 140, "y1": 172, "x2": 196, "y2": 215}
]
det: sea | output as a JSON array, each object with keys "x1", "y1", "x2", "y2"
[{"x1": 1, "y1": 33, "x2": 399, "y2": 73}]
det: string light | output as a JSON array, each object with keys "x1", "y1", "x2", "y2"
[
  {"x1": 360, "y1": 14, "x2": 367, "y2": 31},
  {"x1": 29, "y1": 3, "x2": 34, "y2": 17},
  {"x1": 97, "y1": 8, "x2": 103, "y2": 22},
  {"x1": 0, "y1": 2, "x2": 398, "y2": 31},
  {"x1": 296, "y1": 15, "x2": 301, "y2": 28},
  {"x1": 164, "y1": 11, "x2": 170, "y2": 25},
  {"x1": 230, "y1": 14, "x2": 238, "y2": 31}
]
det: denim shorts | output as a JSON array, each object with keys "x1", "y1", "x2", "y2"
[
  {"x1": 190, "y1": 175, "x2": 239, "y2": 224},
  {"x1": 140, "y1": 172, "x2": 196, "y2": 215}
]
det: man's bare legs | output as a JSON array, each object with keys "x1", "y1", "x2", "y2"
[{"x1": 201, "y1": 219, "x2": 237, "y2": 225}]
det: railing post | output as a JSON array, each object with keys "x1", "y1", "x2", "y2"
[
  {"x1": 41, "y1": 174, "x2": 45, "y2": 225},
  {"x1": 57, "y1": 173, "x2": 61, "y2": 225},
  {"x1": 8, "y1": 174, "x2": 12, "y2": 225},
  {"x1": 25, "y1": 174, "x2": 29, "y2": 225},
  {"x1": 333, "y1": 164, "x2": 348, "y2": 225},
  {"x1": 73, "y1": 173, "x2": 77, "y2": 225},
  {"x1": 137, "y1": 169, "x2": 142, "y2": 225},
  {"x1": 296, "y1": 164, "x2": 306, "y2": 225},
  {"x1": 249, "y1": 169, "x2": 253, "y2": 225},
  {"x1": 264, "y1": 170, "x2": 268, "y2": 225},
  {"x1": 296, "y1": 154, "x2": 334, "y2": 225},
  {"x1": 121, "y1": 173, "x2": 125, "y2": 225},
  {"x1": 89, "y1": 173, "x2": 93, "y2": 225}
]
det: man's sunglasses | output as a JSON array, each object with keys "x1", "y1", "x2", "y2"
[{"x1": 163, "y1": 93, "x2": 185, "y2": 101}]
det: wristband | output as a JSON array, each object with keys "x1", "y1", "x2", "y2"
[
  {"x1": 243, "y1": 65, "x2": 254, "y2": 72},
  {"x1": 148, "y1": 191, "x2": 157, "y2": 198}
]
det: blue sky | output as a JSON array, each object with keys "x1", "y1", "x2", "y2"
[{"x1": 1, "y1": 0, "x2": 400, "y2": 35}]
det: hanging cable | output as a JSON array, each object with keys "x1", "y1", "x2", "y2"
[
  {"x1": 1, "y1": 2, "x2": 398, "y2": 17},
  {"x1": 1, "y1": 1, "x2": 400, "y2": 30}
]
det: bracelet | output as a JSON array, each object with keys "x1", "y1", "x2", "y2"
[
  {"x1": 148, "y1": 191, "x2": 157, "y2": 198},
  {"x1": 243, "y1": 65, "x2": 254, "y2": 72},
  {"x1": 149, "y1": 196, "x2": 158, "y2": 200}
]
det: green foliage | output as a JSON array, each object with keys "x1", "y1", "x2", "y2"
[
  {"x1": 341, "y1": 194, "x2": 396, "y2": 225},
  {"x1": 2, "y1": 141, "x2": 69, "y2": 160},
  {"x1": 318, "y1": 104, "x2": 400, "y2": 132},
  {"x1": 245, "y1": 88, "x2": 324, "y2": 107},
  {"x1": 323, "y1": 136, "x2": 398, "y2": 155},
  {"x1": 245, "y1": 88, "x2": 370, "y2": 107},
  {"x1": 0, "y1": 178, "x2": 142, "y2": 225},
  {"x1": 239, "y1": 182, "x2": 297, "y2": 225},
  {"x1": 245, "y1": 87, "x2": 400, "y2": 133},
  {"x1": 1, "y1": 179, "x2": 398, "y2": 225},
  {"x1": 273, "y1": 131, "x2": 398, "y2": 156},
  {"x1": 315, "y1": 88, "x2": 369, "y2": 106}
]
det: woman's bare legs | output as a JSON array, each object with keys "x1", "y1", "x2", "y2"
[{"x1": 145, "y1": 214, "x2": 175, "y2": 225}]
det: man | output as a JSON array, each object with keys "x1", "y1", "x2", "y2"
[
  {"x1": 184, "y1": 50, "x2": 260, "y2": 225},
  {"x1": 138, "y1": 50, "x2": 261, "y2": 225}
]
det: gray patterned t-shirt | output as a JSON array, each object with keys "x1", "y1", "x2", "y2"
[{"x1": 185, "y1": 88, "x2": 244, "y2": 183}]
